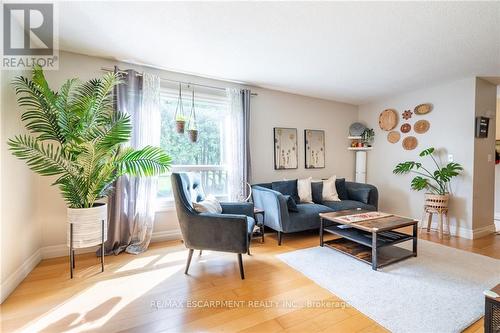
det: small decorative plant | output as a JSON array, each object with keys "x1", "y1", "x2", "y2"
[
  {"x1": 393, "y1": 147, "x2": 463, "y2": 195},
  {"x1": 362, "y1": 128, "x2": 375, "y2": 146},
  {"x1": 175, "y1": 114, "x2": 187, "y2": 134}
]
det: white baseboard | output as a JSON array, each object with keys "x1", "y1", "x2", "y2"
[
  {"x1": 0, "y1": 249, "x2": 42, "y2": 303},
  {"x1": 41, "y1": 229, "x2": 182, "y2": 259},
  {"x1": 426, "y1": 221, "x2": 495, "y2": 239},
  {"x1": 494, "y1": 213, "x2": 500, "y2": 231},
  {"x1": 1, "y1": 229, "x2": 182, "y2": 304},
  {"x1": 151, "y1": 229, "x2": 182, "y2": 243}
]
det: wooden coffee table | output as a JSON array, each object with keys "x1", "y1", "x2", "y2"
[{"x1": 319, "y1": 209, "x2": 418, "y2": 270}]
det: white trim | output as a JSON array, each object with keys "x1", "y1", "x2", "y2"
[
  {"x1": 425, "y1": 221, "x2": 495, "y2": 239},
  {"x1": 0, "y1": 249, "x2": 42, "y2": 303},
  {"x1": 472, "y1": 224, "x2": 496, "y2": 239},
  {"x1": 151, "y1": 230, "x2": 182, "y2": 243},
  {"x1": 40, "y1": 229, "x2": 182, "y2": 259}
]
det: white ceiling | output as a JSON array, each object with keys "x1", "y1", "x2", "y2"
[{"x1": 58, "y1": 1, "x2": 500, "y2": 104}]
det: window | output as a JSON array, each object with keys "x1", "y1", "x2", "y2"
[{"x1": 157, "y1": 87, "x2": 230, "y2": 208}]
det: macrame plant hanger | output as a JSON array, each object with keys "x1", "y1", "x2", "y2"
[
  {"x1": 187, "y1": 87, "x2": 198, "y2": 143},
  {"x1": 174, "y1": 83, "x2": 185, "y2": 134}
]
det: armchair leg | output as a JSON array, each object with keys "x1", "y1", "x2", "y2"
[
  {"x1": 278, "y1": 231, "x2": 283, "y2": 246},
  {"x1": 238, "y1": 253, "x2": 245, "y2": 279},
  {"x1": 185, "y1": 249, "x2": 194, "y2": 275},
  {"x1": 247, "y1": 234, "x2": 251, "y2": 255}
]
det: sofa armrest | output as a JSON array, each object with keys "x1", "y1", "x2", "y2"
[
  {"x1": 345, "y1": 181, "x2": 378, "y2": 209},
  {"x1": 183, "y1": 213, "x2": 249, "y2": 253},
  {"x1": 220, "y1": 202, "x2": 254, "y2": 218},
  {"x1": 251, "y1": 186, "x2": 289, "y2": 232}
]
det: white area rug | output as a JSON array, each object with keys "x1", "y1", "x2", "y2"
[{"x1": 277, "y1": 240, "x2": 500, "y2": 333}]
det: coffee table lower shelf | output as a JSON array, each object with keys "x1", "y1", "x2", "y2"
[{"x1": 323, "y1": 238, "x2": 416, "y2": 269}]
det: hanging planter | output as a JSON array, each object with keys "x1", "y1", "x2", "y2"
[
  {"x1": 174, "y1": 83, "x2": 186, "y2": 134},
  {"x1": 187, "y1": 87, "x2": 199, "y2": 143}
]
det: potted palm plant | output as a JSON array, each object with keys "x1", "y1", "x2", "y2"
[
  {"x1": 393, "y1": 147, "x2": 463, "y2": 210},
  {"x1": 8, "y1": 66, "x2": 171, "y2": 251}
]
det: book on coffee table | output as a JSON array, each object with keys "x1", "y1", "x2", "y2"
[{"x1": 332, "y1": 211, "x2": 392, "y2": 224}]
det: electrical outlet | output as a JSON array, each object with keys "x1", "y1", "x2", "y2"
[{"x1": 448, "y1": 154, "x2": 454, "y2": 162}]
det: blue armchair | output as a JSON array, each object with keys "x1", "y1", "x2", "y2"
[{"x1": 171, "y1": 173, "x2": 255, "y2": 279}]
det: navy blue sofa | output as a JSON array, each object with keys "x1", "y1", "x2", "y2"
[{"x1": 251, "y1": 180, "x2": 378, "y2": 245}]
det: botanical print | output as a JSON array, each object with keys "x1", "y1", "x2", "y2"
[
  {"x1": 274, "y1": 128, "x2": 298, "y2": 169},
  {"x1": 305, "y1": 129, "x2": 325, "y2": 168}
]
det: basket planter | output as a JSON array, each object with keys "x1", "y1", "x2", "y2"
[
  {"x1": 424, "y1": 193, "x2": 449, "y2": 212},
  {"x1": 188, "y1": 129, "x2": 198, "y2": 143},
  {"x1": 67, "y1": 203, "x2": 108, "y2": 249},
  {"x1": 175, "y1": 120, "x2": 186, "y2": 134}
]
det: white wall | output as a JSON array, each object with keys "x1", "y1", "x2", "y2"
[
  {"x1": 29, "y1": 51, "x2": 358, "y2": 251},
  {"x1": 359, "y1": 77, "x2": 498, "y2": 238},
  {"x1": 1, "y1": 69, "x2": 42, "y2": 302},
  {"x1": 493, "y1": 93, "x2": 500, "y2": 229},
  {"x1": 472, "y1": 78, "x2": 497, "y2": 233},
  {"x1": 250, "y1": 88, "x2": 357, "y2": 183},
  {"x1": 358, "y1": 78, "x2": 477, "y2": 237}
]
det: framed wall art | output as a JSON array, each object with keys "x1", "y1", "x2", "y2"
[
  {"x1": 305, "y1": 129, "x2": 325, "y2": 169},
  {"x1": 274, "y1": 127, "x2": 298, "y2": 169}
]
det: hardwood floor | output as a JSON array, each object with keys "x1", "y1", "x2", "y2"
[{"x1": 1, "y1": 229, "x2": 498, "y2": 333}]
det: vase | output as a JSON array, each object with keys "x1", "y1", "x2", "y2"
[
  {"x1": 67, "y1": 203, "x2": 108, "y2": 249},
  {"x1": 188, "y1": 129, "x2": 198, "y2": 143},
  {"x1": 176, "y1": 120, "x2": 186, "y2": 134}
]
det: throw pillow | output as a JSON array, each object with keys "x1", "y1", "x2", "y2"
[
  {"x1": 192, "y1": 195, "x2": 222, "y2": 214},
  {"x1": 323, "y1": 176, "x2": 340, "y2": 201},
  {"x1": 272, "y1": 180, "x2": 300, "y2": 203},
  {"x1": 335, "y1": 178, "x2": 348, "y2": 200},
  {"x1": 283, "y1": 195, "x2": 299, "y2": 212},
  {"x1": 297, "y1": 177, "x2": 313, "y2": 203},
  {"x1": 311, "y1": 181, "x2": 323, "y2": 204},
  {"x1": 347, "y1": 187, "x2": 371, "y2": 204}
]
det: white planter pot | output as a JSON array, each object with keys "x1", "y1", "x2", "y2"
[{"x1": 67, "y1": 203, "x2": 108, "y2": 249}]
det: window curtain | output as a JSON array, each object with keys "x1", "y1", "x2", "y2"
[
  {"x1": 226, "y1": 88, "x2": 252, "y2": 201},
  {"x1": 105, "y1": 67, "x2": 161, "y2": 255}
]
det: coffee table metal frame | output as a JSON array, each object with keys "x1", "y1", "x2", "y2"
[{"x1": 319, "y1": 210, "x2": 418, "y2": 271}]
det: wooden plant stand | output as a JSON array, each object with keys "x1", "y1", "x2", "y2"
[{"x1": 421, "y1": 193, "x2": 450, "y2": 239}]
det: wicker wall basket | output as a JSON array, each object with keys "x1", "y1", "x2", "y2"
[
  {"x1": 67, "y1": 203, "x2": 108, "y2": 248},
  {"x1": 424, "y1": 193, "x2": 449, "y2": 212}
]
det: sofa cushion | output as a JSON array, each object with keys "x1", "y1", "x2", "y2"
[
  {"x1": 347, "y1": 187, "x2": 371, "y2": 204},
  {"x1": 272, "y1": 180, "x2": 300, "y2": 203},
  {"x1": 311, "y1": 181, "x2": 323, "y2": 204},
  {"x1": 287, "y1": 203, "x2": 333, "y2": 233},
  {"x1": 283, "y1": 195, "x2": 299, "y2": 212},
  {"x1": 336, "y1": 178, "x2": 349, "y2": 200},
  {"x1": 321, "y1": 200, "x2": 376, "y2": 212}
]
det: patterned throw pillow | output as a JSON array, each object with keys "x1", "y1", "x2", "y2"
[{"x1": 192, "y1": 195, "x2": 222, "y2": 214}]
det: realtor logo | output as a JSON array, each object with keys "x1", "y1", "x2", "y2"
[{"x1": 2, "y1": 2, "x2": 58, "y2": 69}]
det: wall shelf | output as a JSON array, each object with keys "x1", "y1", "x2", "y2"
[
  {"x1": 348, "y1": 136, "x2": 363, "y2": 140},
  {"x1": 348, "y1": 147, "x2": 373, "y2": 151}
]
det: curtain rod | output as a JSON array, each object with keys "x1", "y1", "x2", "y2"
[{"x1": 101, "y1": 66, "x2": 257, "y2": 96}]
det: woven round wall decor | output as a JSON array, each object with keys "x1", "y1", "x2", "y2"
[
  {"x1": 402, "y1": 136, "x2": 418, "y2": 150},
  {"x1": 387, "y1": 131, "x2": 400, "y2": 144},
  {"x1": 414, "y1": 103, "x2": 433, "y2": 115},
  {"x1": 414, "y1": 119, "x2": 430, "y2": 134},
  {"x1": 400, "y1": 123, "x2": 411, "y2": 133},
  {"x1": 379, "y1": 109, "x2": 398, "y2": 131}
]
